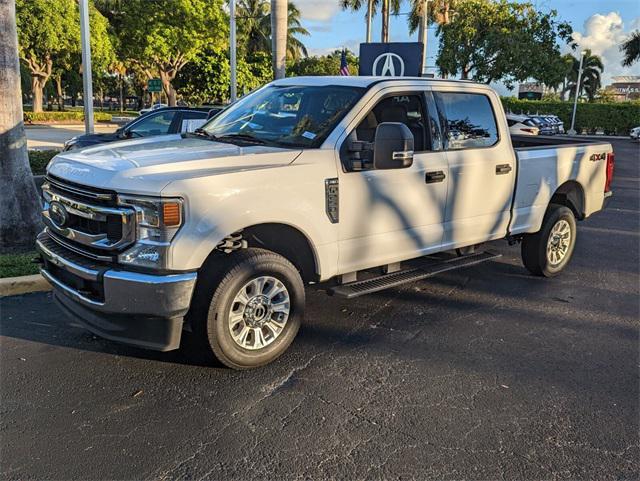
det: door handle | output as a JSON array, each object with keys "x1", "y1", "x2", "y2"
[
  {"x1": 425, "y1": 171, "x2": 446, "y2": 183},
  {"x1": 495, "y1": 164, "x2": 512, "y2": 175}
]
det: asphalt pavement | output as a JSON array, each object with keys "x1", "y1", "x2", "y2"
[
  {"x1": 25, "y1": 124, "x2": 118, "y2": 150},
  {"x1": 1, "y1": 139, "x2": 638, "y2": 480}
]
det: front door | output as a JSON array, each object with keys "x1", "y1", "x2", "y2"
[{"x1": 336, "y1": 90, "x2": 449, "y2": 274}]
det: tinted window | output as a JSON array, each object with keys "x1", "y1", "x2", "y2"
[
  {"x1": 434, "y1": 92, "x2": 498, "y2": 150},
  {"x1": 355, "y1": 94, "x2": 427, "y2": 151},
  {"x1": 130, "y1": 111, "x2": 176, "y2": 137}
]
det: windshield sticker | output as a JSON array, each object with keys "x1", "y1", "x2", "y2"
[{"x1": 301, "y1": 131, "x2": 317, "y2": 140}]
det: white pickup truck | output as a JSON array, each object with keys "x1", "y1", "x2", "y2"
[{"x1": 37, "y1": 77, "x2": 614, "y2": 369}]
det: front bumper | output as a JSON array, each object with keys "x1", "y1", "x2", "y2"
[{"x1": 36, "y1": 232, "x2": 197, "y2": 351}]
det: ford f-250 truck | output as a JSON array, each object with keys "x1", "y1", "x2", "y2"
[{"x1": 37, "y1": 77, "x2": 614, "y2": 369}]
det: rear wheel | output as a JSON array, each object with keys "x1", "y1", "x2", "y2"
[
  {"x1": 188, "y1": 248, "x2": 304, "y2": 369},
  {"x1": 521, "y1": 204, "x2": 577, "y2": 277}
]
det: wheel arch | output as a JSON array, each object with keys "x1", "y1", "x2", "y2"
[
  {"x1": 201, "y1": 223, "x2": 320, "y2": 283},
  {"x1": 550, "y1": 181, "x2": 586, "y2": 220}
]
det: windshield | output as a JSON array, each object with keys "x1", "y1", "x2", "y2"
[{"x1": 201, "y1": 84, "x2": 365, "y2": 148}]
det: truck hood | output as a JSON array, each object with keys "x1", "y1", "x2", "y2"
[{"x1": 47, "y1": 135, "x2": 302, "y2": 195}]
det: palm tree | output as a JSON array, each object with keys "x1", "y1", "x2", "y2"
[
  {"x1": 621, "y1": 30, "x2": 640, "y2": 67},
  {"x1": 0, "y1": 0, "x2": 42, "y2": 250},
  {"x1": 408, "y1": 0, "x2": 456, "y2": 34},
  {"x1": 237, "y1": 0, "x2": 271, "y2": 54},
  {"x1": 339, "y1": 0, "x2": 401, "y2": 42},
  {"x1": 270, "y1": 0, "x2": 287, "y2": 78},
  {"x1": 237, "y1": 0, "x2": 308, "y2": 61},
  {"x1": 565, "y1": 50, "x2": 604, "y2": 102}
]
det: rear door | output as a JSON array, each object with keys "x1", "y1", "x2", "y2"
[{"x1": 433, "y1": 89, "x2": 516, "y2": 248}]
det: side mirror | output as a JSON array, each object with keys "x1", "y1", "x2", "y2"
[{"x1": 373, "y1": 122, "x2": 414, "y2": 169}]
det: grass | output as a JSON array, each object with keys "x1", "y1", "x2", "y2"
[
  {"x1": 0, "y1": 251, "x2": 40, "y2": 278},
  {"x1": 29, "y1": 150, "x2": 58, "y2": 175}
]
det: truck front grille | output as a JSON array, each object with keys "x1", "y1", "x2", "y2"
[{"x1": 41, "y1": 176, "x2": 136, "y2": 259}]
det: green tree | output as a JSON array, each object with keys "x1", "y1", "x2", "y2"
[
  {"x1": 621, "y1": 30, "x2": 640, "y2": 67},
  {"x1": 15, "y1": 0, "x2": 79, "y2": 112},
  {"x1": 565, "y1": 50, "x2": 604, "y2": 102},
  {"x1": 408, "y1": 0, "x2": 457, "y2": 34},
  {"x1": 175, "y1": 48, "x2": 272, "y2": 104},
  {"x1": 288, "y1": 50, "x2": 359, "y2": 76},
  {"x1": 16, "y1": 0, "x2": 114, "y2": 112},
  {"x1": 436, "y1": 0, "x2": 573, "y2": 88},
  {"x1": 237, "y1": 0, "x2": 309, "y2": 60},
  {"x1": 114, "y1": 0, "x2": 228, "y2": 106}
]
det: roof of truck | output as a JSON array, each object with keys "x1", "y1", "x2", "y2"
[{"x1": 271, "y1": 76, "x2": 477, "y2": 88}]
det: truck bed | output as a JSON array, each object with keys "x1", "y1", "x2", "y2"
[
  {"x1": 508, "y1": 135, "x2": 611, "y2": 237},
  {"x1": 511, "y1": 134, "x2": 606, "y2": 150}
]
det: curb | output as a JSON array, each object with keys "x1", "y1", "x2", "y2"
[{"x1": 0, "y1": 274, "x2": 51, "y2": 298}]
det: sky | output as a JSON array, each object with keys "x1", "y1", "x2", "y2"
[{"x1": 293, "y1": 0, "x2": 640, "y2": 94}]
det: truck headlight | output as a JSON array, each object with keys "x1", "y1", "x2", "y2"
[{"x1": 117, "y1": 195, "x2": 184, "y2": 269}]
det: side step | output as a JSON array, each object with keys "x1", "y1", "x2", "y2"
[{"x1": 328, "y1": 250, "x2": 501, "y2": 299}]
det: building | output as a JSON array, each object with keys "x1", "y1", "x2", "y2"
[
  {"x1": 606, "y1": 76, "x2": 640, "y2": 101},
  {"x1": 518, "y1": 82, "x2": 546, "y2": 100}
]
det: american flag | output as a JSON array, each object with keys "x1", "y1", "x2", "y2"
[{"x1": 339, "y1": 49, "x2": 350, "y2": 76}]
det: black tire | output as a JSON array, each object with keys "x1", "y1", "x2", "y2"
[
  {"x1": 186, "y1": 248, "x2": 304, "y2": 370},
  {"x1": 521, "y1": 204, "x2": 577, "y2": 277}
]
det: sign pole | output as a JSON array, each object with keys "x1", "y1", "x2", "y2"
[
  {"x1": 79, "y1": 0, "x2": 94, "y2": 134},
  {"x1": 230, "y1": 0, "x2": 237, "y2": 102}
]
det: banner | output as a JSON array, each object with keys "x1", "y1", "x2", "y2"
[{"x1": 358, "y1": 43, "x2": 424, "y2": 77}]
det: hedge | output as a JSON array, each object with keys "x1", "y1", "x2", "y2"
[
  {"x1": 29, "y1": 150, "x2": 58, "y2": 175},
  {"x1": 24, "y1": 111, "x2": 112, "y2": 123},
  {"x1": 500, "y1": 98, "x2": 640, "y2": 135}
]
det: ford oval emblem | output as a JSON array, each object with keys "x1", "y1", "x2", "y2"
[{"x1": 49, "y1": 201, "x2": 69, "y2": 228}]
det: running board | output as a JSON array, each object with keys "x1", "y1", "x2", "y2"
[{"x1": 328, "y1": 250, "x2": 501, "y2": 299}]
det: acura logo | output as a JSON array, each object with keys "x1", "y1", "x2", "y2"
[
  {"x1": 372, "y1": 53, "x2": 405, "y2": 76},
  {"x1": 49, "y1": 201, "x2": 69, "y2": 229}
]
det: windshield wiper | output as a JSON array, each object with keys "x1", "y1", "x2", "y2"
[
  {"x1": 216, "y1": 133, "x2": 267, "y2": 145},
  {"x1": 183, "y1": 128, "x2": 218, "y2": 141}
]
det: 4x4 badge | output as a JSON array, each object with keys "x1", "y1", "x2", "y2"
[{"x1": 589, "y1": 152, "x2": 606, "y2": 162}]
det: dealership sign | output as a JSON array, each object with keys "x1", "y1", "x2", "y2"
[{"x1": 359, "y1": 43, "x2": 424, "y2": 77}]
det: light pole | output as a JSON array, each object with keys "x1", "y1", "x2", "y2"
[
  {"x1": 568, "y1": 50, "x2": 587, "y2": 136},
  {"x1": 230, "y1": 0, "x2": 237, "y2": 102},
  {"x1": 79, "y1": 0, "x2": 94, "y2": 134}
]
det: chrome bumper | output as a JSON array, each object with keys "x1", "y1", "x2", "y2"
[{"x1": 36, "y1": 232, "x2": 197, "y2": 351}]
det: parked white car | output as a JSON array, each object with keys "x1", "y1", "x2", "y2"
[
  {"x1": 139, "y1": 103, "x2": 167, "y2": 115},
  {"x1": 507, "y1": 114, "x2": 540, "y2": 136},
  {"x1": 38, "y1": 77, "x2": 614, "y2": 369},
  {"x1": 630, "y1": 126, "x2": 640, "y2": 140}
]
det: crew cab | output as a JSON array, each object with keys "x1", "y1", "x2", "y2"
[{"x1": 37, "y1": 77, "x2": 614, "y2": 369}]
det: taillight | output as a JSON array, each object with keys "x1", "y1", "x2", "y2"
[{"x1": 605, "y1": 152, "x2": 615, "y2": 192}]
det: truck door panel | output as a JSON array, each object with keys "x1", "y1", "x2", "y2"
[
  {"x1": 433, "y1": 90, "x2": 516, "y2": 248},
  {"x1": 336, "y1": 91, "x2": 449, "y2": 274}
]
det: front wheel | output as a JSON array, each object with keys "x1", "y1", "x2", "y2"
[
  {"x1": 521, "y1": 204, "x2": 577, "y2": 277},
  {"x1": 188, "y1": 248, "x2": 304, "y2": 369}
]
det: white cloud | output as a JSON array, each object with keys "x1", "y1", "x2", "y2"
[
  {"x1": 569, "y1": 12, "x2": 640, "y2": 86},
  {"x1": 295, "y1": 0, "x2": 341, "y2": 22}
]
